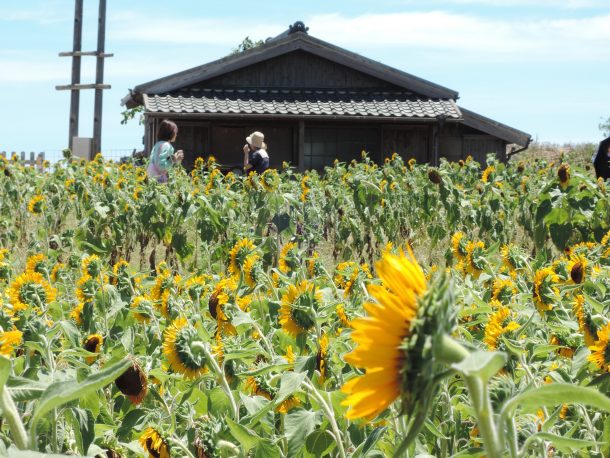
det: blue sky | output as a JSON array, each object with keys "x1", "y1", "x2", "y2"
[{"x1": 1, "y1": 0, "x2": 609, "y2": 159}]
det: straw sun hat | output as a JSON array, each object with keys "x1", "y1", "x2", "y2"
[{"x1": 246, "y1": 131, "x2": 265, "y2": 149}]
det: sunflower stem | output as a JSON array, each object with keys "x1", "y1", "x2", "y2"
[
  {"x1": 201, "y1": 344, "x2": 239, "y2": 421},
  {"x1": 435, "y1": 335, "x2": 470, "y2": 365},
  {"x1": 0, "y1": 385, "x2": 29, "y2": 450},
  {"x1": 464, "y1": 375, "x2": 502, "y2": 458},
  {"x1": 302, "y1": 379, "x2": 346, "y2": 458}
]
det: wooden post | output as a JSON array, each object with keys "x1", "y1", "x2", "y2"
[
  {"x1": 92, "y1": 0, "x2": 107, "y2": 159},
  {"x1": 69, "y1": 0, "x2": 83, "y2": 150},
  {"x1": 298, "y1": 120, "x2": 305, "y2": 171}
]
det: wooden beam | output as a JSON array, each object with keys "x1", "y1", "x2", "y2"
[
  {"x1": 93, "y1": 0, "x2": 107, "y2": 158},
  {"x1": 68, "y1": 0, "x2": 83, "y2": 151},
  {"x1": 59, "y1": 51, "x2": 114, "y2": 57},
  {"x1": 56, "y1": 84, "x2": 111, "y2": 90}
]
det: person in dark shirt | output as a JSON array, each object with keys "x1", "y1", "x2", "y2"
[
  {"x1": 593, "y1": 136, "x2": 610, "y2": 180},
  {"x1": 243, "y1": 131, "x2": 270, "y2": 175}
]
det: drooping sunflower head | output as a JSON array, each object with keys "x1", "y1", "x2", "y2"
[
  {"x1": 139, "y1": 427, "x2": 170, "y2": 458},
  {"x1": 427, "y1": 167, "x2": 442, "y2": 185},
  {"x1": 279, "y1": 280, "x2": 321, "y2": 337},
  {"x1": 481, "y1": 165, "x2": 495, "y2": 183},
  {"x1": 451, "y1": 232, "x2": 468, "y2": 262},
  {"x1": 336, "y1": 303, "x2": 351, "y2": 329},
  {"x1": 228, "y1": 238, "x2": 256, "y2": 277},
  {"x1": 557, "y1": 163, "x2": 570, "y2": 189},
  {"x1": 8, "y1": 271, "x2": 57, "y2": 312},
  {"x1": 163, "y1": 317, "x2": 209, "y2": 379},
  {"x1": 0, "y1": 329, "x2": 23, "y2": 356},
  {"x1": 500, "y1": 244, "x2": 524, "y2": 274},
  {"x1": 316, "y1": 333, "x2": 330, "y2": 382},
  {"x1": 25, "y1": 253, "x2": 47, "y2": 275},
  {"x1": 27, "y1": 194, "x2": 45, "y2": 214},
  {"x1": 483, "y1": 306, "x2": 519, "y2": 350},
  {"x1": 533, "y1": 267, "x2": 559, "y2": 313},
  {"x1": 82, "y1": 254, "x2": 102, "y2": 278},
  {"x1": 587, "y1": 322, "x2": 610, "y2": 372},
  {"x1": 465, "y1": 241, "x2": 486, "y2": 278},
  {"x1": 278, "y1": 242, "x2": 299, "y2": 274},
  {"x1": 112, "y1": 260, "x2": 130, "y2": 284},
  {"x1": 131, "y1": 295, "x2": 154, "y2": 323},
  {"x1": 573, "y1": 294, "x2": 597, "y2": 347},
  {"x1": 83, "y1": 334, "x2": 103, "y2": 363},
  {"x1": 115, "y1": 359, "x2": 148, "y2": 405},
  {"x1": 243, "y1": 254, "x2": 262, "y2": 288},
  {"x1": 184, "y1": 274, "x2": 211, "y2": 302},
  {"x1": 261, "y1": 168, "x2": 280, "y2": 191},
  {"x1": 307, "y1": 252, "x2": 322, "y2": 278},
  {"x1": 491, "y1": 278, "x2": 518, "y2": 305},
  {"x1": 341, "y1": 249, "x2": 431, "y2": 420}
]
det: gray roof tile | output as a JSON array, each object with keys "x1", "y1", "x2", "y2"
[{"x1": 144, "y1": 88, "x2": 461, "y2": 119}]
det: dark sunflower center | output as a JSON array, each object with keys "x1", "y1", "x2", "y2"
[
  {"x1": 145, "y1": 438, "x2": 161, "y2": 458},
  {"x1": 570, "y1": 263, "x2": 584, "y2": 284},
  {"x1": 84, "y1": 337, "x2": 100, "y2": 353},
  {"x1": 115, "y1": 364, "x2": 145, "y2": 397}
]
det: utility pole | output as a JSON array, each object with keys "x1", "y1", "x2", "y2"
[{"x1": 57, "y1": 0, "x2": 112, "y2": 159}]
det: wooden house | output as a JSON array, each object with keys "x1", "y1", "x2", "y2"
[{"x1": 121, "y1": 21, "x2": 531, "y2": 171}]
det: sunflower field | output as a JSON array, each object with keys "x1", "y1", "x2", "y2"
[{"x1": 1, "y1": 150, "x2": 610, "y2": 458}]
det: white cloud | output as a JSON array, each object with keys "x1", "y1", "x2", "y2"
[
  {"x1": 307, "y1": 12, "x2": 610, "y2": 62},
  {"x1": 392, "y1": 0, "x2": 608, "y2": 7}
]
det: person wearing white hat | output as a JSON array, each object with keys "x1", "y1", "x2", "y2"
[{"x1": 243, "y1": 131, "x2": 270, "y2": 175}]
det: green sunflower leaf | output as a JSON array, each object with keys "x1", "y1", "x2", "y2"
[{"x1": 522, "y1": 432, "x2": 598, "y2": 454}]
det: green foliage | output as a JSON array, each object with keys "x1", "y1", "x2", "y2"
[{"x1": 230, "y1": 36, "x2": 265, "y2": 55}]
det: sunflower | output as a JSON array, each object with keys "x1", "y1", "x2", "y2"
[
  {"x1": 184, "y1": 275, "x2": 210, "y2": 302},
  {"x1": 243, "y1": 254, "x2": 262, "y2": 288},
  {"x1": 408, "y1": 158, "x2": 416, "y2": 170},
  {"x1": 70, "y1": 302, "x2": 85, "y2": 325},
  {"x1": 483, "y1": 307, "x2": 519, "y2": 350},
  {"x1": 0, "y1": 248, "x2": 8, "y2": 263},
  {"x1": 115, "y1": 360, "x2": 148, "y2": 405},
  {"x1": 7, "y1": 271, "x2": 57, "y2": 312},
  {"x1": 279, "y1": 280, "x2": 320, "y2": 337},
  {"x1": 481, "y1": 165, "x2": 495, "y2": 183},
  {"x1": 300, "y1": 175, "x2": 310, "y2": 202},
  {"x1": 131, "y1": 295, "x2": 153, "y2": 323},
  {"x1": 245, "y1": 376, "x2": 274, "y2": 400},
  {"x1": 27, "y1": 194, "x2": 44, "y2": 214},
  {"x1": 588, "y1": 322, "x2": 610, "y2": 372},
  {"x1": 573, "y1": 294, "x2": 597, "y2": 347},
  {"x1": 82, "y1": 254, "x2": 102, "y2": 278},
  {"x1": 341, "y1": 249, "x2": 426, "y2": 420},
  {"x1": 260, "y1": 169, "x2": 279, "y2": 191},
  {"x1": 533, "y1": 268, "x2": 559, "y2": 313},
  {"x1": 50, "y1": 262, "x2": 66, "y2": 282},
  {"x1": 0, "y1": 329, "x2": 23, "y2": 356},
  {"x1": 25, "y1": 253, "x2": 46, "y2": 274},
  {"x1": 567, "y1": 255, "x2": 587, "y2": 284},
  {"x1": 334, "y1": 262, "x2": 358, "y2": 289},
  {"x1": 336, "y1": 304, "x2": 351, "y2": 328},
  {"x1": 163, "y1": 317, "x2": 208, "y2": 379},
  {"x1": 284, "y1": 345, "x2": 296, "y2": 364},
  {"x1": 549, "y1": 335, "x2": 575, "y2": 359},
  {"x1": 76, "y1": 275, "x2": 97, "y2": 303},
  {"x1": 316, "y1": 334, "x2": 329, "y2": 382},
  {"x1": 139, "y1": 427, "x2": 170, "y2": 458},
  {"x1": 228, "y1": 238, "x2": 256, "y2": 277},
  {"x1": 112, "y1": 259, "x2": 130, "y2": 284},
  {"x1": 83, "y1": 334, "x2": 103, "y2": 364},
  {"x1": 451, "y1": 232, "x2": 468, "y2": 263},
  {"x1": 307, "y1": 252, "x2": 321, "y2": 278},
  {"x1": 465, "y1": 241, "x2": 486, "y2": 279},
  {"x1": 278, "y1": 242, "x2": 298, "y2": 274},
  {"x1": 491, "y1": 278, "x2": 517, "y2": 305}
]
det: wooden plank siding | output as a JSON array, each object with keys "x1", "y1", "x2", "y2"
[{"x1": 201, "y1": 51, "x2": 401, "y2": 89}]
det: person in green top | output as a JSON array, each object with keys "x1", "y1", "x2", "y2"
[{"x1": 147, "y1": 120, "x2": 184, "y2": 183}]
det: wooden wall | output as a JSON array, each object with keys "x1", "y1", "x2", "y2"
[{"x1": 200, "y1": 51, "x2": 401, "y2": 90}]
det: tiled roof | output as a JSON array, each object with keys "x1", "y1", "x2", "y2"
[{"x1": 143, "y1": 88, "x2": 461, "y2": 119}]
